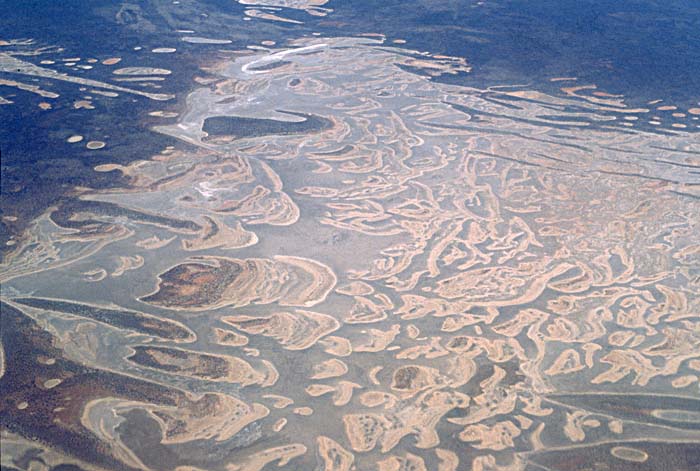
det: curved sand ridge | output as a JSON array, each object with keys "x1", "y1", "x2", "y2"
[
  {"x1": 1, "y1": 36, "x2": 699, "y2": 471},
  {"x1": 125, "y1": 345, "x2": 279, "y2": 386},
  {"x1": 141, "y1": 255, "x2": 336, "y2": 310},
  {"x1": 223, "y1": 309, "x2": 340, "y2": 350}
]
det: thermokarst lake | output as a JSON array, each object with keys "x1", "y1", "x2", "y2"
[{"x1": 1, "y1": 1, "x2": 699, "y2": 470}]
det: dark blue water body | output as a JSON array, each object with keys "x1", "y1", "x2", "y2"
[
  {"x1": 0, "y1": 0, "x2": 270, "y2": 248},
  {"x1": 327, "y1": 0, "x2": 700, "y2": 108},
  {"x1": 0, "y1": 73, "x2": 191, "y2": 249}
]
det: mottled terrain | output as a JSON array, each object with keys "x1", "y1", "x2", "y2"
[{"x1": 2, "y1": 4, "x2": 700, "y2": 471}]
